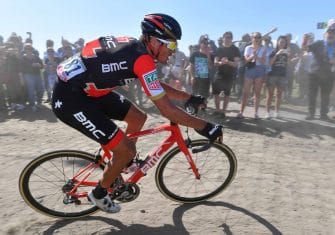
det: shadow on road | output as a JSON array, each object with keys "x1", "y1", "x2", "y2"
[{"x1": 32, "y1": 201, "x2": 282, "y2": 235}]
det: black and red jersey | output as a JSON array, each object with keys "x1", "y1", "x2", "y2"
[{"x1": 56, "y1": 36, "x2": 165, "y2": 100}]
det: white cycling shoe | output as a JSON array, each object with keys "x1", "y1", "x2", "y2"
[{"x1": 88, "y1": 190, "x2": 121, "y2": 213}]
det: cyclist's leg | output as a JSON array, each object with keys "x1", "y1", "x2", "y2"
[
  {"x1": 101, "y1": 134, "x2": 136, "y2": 188},
  {"x1": 101, "y1": 91, "x2": 147, "y2": 138},
  {"x1": 53, "y1": 87, "x2": 140, "y2": 172},
  {"x1": 52, "y1": 85, "x2": 137, "y2": 212}
]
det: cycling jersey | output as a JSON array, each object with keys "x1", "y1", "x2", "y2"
[
  {"x1": 52, "y1": 36, "x2": 166, "y2": 147},
  {"x1": 56, "y1": 36, "x2": 166, "y2": 100}
]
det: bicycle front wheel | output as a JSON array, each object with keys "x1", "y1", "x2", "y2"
[
  {"x1": 19, "y1": 150, "x2": 104, "y2": 219},
  {"x1": 155, "y1": 139, "x2": 237, "y2": 203}
]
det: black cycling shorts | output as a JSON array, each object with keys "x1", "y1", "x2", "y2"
[{"x1": 52, "y1": 81, "x2": 131, "y2": 146}]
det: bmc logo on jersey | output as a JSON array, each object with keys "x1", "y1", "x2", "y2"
[
  {"x1": 101, "y1": 61, "x2": 128, "y2": 73},
  {"x1": 143, "y1": 70, "x2": 162, "y2": 90}
]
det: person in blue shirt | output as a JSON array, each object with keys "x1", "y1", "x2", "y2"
[{"x1": 304, "y1": 26, "x2": 335, "y2": 120}]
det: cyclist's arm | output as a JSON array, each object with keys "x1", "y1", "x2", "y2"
[
  {"x1": 133, "y1": 54, "x2": 205, "y2": 130},
  {"x1": 160, "y1": 82, "x2": 191, "y2": 101},
  {"x1": 153, "y1": 94, "x2": 206, "y2": 130}
]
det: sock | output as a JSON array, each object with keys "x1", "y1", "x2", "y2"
[{"x1": 92, "y1": 181, "x2": 107, "y2": 199}]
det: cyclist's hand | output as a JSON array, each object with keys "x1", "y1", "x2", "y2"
[
  {"x1": 184, "y1": 95, "x2": 206, "y2": 115},
  {"x1": 195, "y1": 122, "x2": 223, "y2": 143}
]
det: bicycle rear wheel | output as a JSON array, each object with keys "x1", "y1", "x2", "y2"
[
  {"x1": 19, "y1": 150, "x2": 104, "y2": 218},
  {"x1": 155, "y1": 139, "x2": 237, "y2": 203}
]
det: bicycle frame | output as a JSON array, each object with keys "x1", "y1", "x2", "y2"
[{"x1": 67, "y1": 122, "x2": 200, "y2": 198}]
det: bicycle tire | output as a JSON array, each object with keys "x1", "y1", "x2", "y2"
[
  {"x1": 155, "y1": 139, "x2": 237, "y2": 203},
  {"x1": 19, "y1": 150, "x2": 104, "y2": 219}
]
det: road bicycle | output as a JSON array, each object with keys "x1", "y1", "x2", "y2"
[{"x1": 19, "y1": 113, "x2": 237, "y2": 219}]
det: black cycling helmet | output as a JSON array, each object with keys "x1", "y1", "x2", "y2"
[{"x1": 141, "y1": 13, "x2": 182, "y2": 40}]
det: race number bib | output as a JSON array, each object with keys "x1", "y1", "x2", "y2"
[{"x1": 57, "y1": 54, "x2": 87, "y2": 82}]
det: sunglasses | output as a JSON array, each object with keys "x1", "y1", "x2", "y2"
[{"x1": 157, "y1": 38, "x2": 177, "y2": 51}]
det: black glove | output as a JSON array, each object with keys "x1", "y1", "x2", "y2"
[
  {"x1": 184, "y1": 95, "x2": 206, "y2": 114},
  {"x1": 195, "y1": 122, "x2": 223, "y2": 142}
]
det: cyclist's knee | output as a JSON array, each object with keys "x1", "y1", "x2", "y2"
[
  {"x1": 103, "y1": 130, "x2": 136, "y2": 158},
  {"x1": 125, "y1": 105, "x2": 147, "y2": 127},
  {"x1": 111, "y1": 136, "x2": 136, "y2": 159}
]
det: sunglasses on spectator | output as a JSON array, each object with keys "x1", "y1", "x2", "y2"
[
  {"x1": 157, "y1": 38, "x2": 177, "y2": 51},
  {"x1": 253, "y1": 36, "x2": 262, "y2": 39}
]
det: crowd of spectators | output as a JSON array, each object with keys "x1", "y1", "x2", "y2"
[
  {"x1": 0, "y1": 32, "x2": 84, "y2": 112},
  {"x1": 162, "y1": 20, "x2": 335, "y2": 121},
  {"x1": 1, "y1": 21, "x2": 335, "y2": 121}
]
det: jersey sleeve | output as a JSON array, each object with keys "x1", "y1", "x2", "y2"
[{"x1": 133, "y1": 54, "x2": 166, "y2": 101}]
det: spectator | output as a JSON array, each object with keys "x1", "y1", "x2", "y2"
[
  {"x1": 74, "y1": 38, "x2": 85, "y2": 52},
  {"x1": 23, "y1": 32, "x2": 40, "y2": 57},
  {"x1": 7, "y1": 33, "x2": 23, "y2": 52},
  {"x1": 183, "y1": 45, "x2": 198, "y2": 94},
  {"x1": 305, "y1": 26, "x2": 335, "y2": 120},
  {"x1": 295, "y1": 33, "x2": 314, "y2": 100},
  {"x1": 169, "y1": 47, "x2": 188, "y2": 87},
  {"x1": 0, "y1": 46, "x2": 7, "y2": 109},
  {"x1": 62, "y1": 45, "x2": 74, "y2": 60},
  {"x1": 43, "y1": 47, "x2": 61, "y2": 103},
  {"x1": 265, "y1": 36, "x2": 289, "y2": 119},
  {"x1": 199, "y1": 34, "x2": 216, "y2": 95},
  {"x1": 43, "y1": 39, "x2": 57, "y2": 102},
  {"x1": 236, "y1": 33, "x2": 251, "y2": 100},
  {"x1": 57, "y1": 37, "x2": 76, "y2": 59},
  {"x1": 189, "y1": 37, "x2": 211, "y2": 104},
  {"x1": 0, "y1": 35, "x2": 4, "y2": 46},
  {"x1": 284, "y1": 33, "x2": 301, "y2": 101},
  {"x1": 262, "y1": 35, "x2": 274, "y2": 73},
  {"x1": 43, "y1": 39, "x2": 59, "y2": 59},
  {"x1": 4, "y1": 44, "x2": 26, "y2": 110},
  {"x1": 213, "y1": 31, "x2": 240, "y2": 116},
  {"x1": 21, "y1": 43, "x2": 44, "y2": 111},
  {"x1": 237, "y1": 32, "x2": 267, "y2": 119}
]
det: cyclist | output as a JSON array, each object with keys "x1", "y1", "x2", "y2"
[{"x1": 52, "y1": 13, "x2": 223, "y2": 213}]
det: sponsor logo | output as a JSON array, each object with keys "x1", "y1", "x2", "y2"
[
  {"x1": 140, "y1": 143, "x2": 170, "y2": 174},
  {"x1": 101, "y1": 61, "x2": 128, "y2": 73},
  {"x1": 143, "y1": 70, "x2": 162, "y2": 90},
  {"x1": 140, "y1": 146, "x2": 163, "y2": 174},
  {"x1": 73, "y1": 112, "x2": 106, "y2": 139}
]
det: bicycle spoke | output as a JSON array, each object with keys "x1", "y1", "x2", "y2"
[{"x1": 30, "y1": 172, "x2": 63, "y2": 188}]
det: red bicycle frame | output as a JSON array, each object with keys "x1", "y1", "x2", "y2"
[{"x1": 68, "y1": 122, "x2": 200, "y2": 198}]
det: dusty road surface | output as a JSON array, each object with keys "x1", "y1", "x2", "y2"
[{"x1": 0, "y1": 98, "x2": 334, "y2": 235}]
